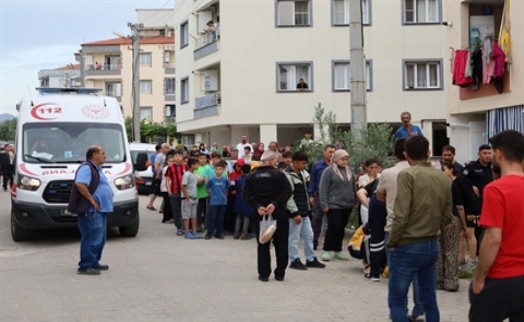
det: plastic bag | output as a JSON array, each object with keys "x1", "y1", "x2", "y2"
[{"x1": 259, "y1": 215, "x2": 277, "y2": 244}]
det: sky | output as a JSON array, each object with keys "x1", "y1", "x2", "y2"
[{"x1": 0, "y1": 0, "x2": 174, "y2": 116}]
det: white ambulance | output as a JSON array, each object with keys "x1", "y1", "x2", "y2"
[{"x1": 11, "y1": 87, "x2": 141, "y2": 241}]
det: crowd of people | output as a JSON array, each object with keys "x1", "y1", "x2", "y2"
[{"x1": 144, "y1": 122, "x2": 524, "y2": 321}]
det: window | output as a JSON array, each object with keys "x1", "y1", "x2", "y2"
[
  {"x1": 277, "y1": 0, "x2": 311, "y2": 26},
  {"x1": 332, "y1": 0, "x2": 371, "y2": 25},
  {"x1": 164, "y1": 78, "x2": 175, "y2": 95},
  {"x1": 403, "y1": 0, "x2": 440, "y2": 24},
  {"x1": 180, "y1": 21, "x2": 189, "y2": 48},
  {"x1": 403, "y1": 60, "x2": 442, "y2": 90},
  {"x1": 181, "y1": 77, "x2": 189, "y2": 104},
  {"x1": 276, "y1": 62, "x2": 312, "y2": 92},
  {"x1": 332, "y1": 60, "x2": 372, "y2": 91},
  {"x1": 140, "y1": 80, "x2": 152, "y2": 94},
  {"x1": 139, "y1": 53, "x2": 152, "y2": 67},
  {"x1": 105, "y1": 82, "x2": 122, "y2": 97},
  {"x1": 140, "y1": 107, "x2": 153, "y2": 121}
]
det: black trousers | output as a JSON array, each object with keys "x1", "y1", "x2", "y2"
[
  {"x1": 368, "y1": 196, "x2": 387, "y2": 277},
  {"x1": 2, "y1": 169, "x2": 13, "y2": 190},
  {"x1": 197, "y1": 197, "x2": 208, "y2": 230},
  {"x1": 469, "y1": 274, "x2": 524, "y2": 322},
  {"x1": 323, "y1": 208, "x2": 351, "y2": 252},
  {"x1": 161, "y1": 192, "x2": 173, "y2": 223},
  {"x1": 310, "y1": 193, "x2": 323, "y2": 244},
  {"x1": 255, "y1": 212, "x2": 289, "y2": 279}
]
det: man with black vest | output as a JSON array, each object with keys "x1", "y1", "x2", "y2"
[
  {"x1": 286, "y1": 152, "x2": 325, "y2": 270},
  {"x1": 68, "y1": 146, "x2": 114, "y2": 275}
]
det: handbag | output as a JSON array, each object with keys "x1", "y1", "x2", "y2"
[{"x1": 259, "y1": 215, "x2": 277, "y2": 244}]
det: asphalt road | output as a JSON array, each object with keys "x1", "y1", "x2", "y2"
[{"x1": 0, "y1": 192, "x2": 471, "y2": 321}]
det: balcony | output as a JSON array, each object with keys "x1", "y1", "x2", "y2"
[
  {"x1": 194, "y1": 30, "x2": 220, "y2": 60},
  {"x1": 194, "y1": 92, "x2": 220, "y2": 119},
  {"x1": 165, "y1": 91, "x2": 176, "y2": 102},
  {"x1": 85, "y1": 64, "x2": 122, "y2": 76}
]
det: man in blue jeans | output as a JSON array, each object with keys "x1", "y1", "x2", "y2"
[
  {"x1": 71, "y1": 146, "x2": 114, "y2": 275},
  {"x1": 387, "y1": 136, "x2": 452, "y2": 322}
]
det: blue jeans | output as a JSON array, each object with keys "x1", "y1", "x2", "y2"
[
  {"x1": 207, "y1": 205, "x2": 226, "y2": 235},
  {"x1": 388, "y1": 240, "x2": 440, "y2": 322},
  {"x1": 288, "y1": 216, "x2": 315, "y2": 261},
  {"x1": 385, "y1": 232, "x2": 424, "y2": 318},
  {"x1": 77, "y1": 211, "x2": 107, "y2": 269}
]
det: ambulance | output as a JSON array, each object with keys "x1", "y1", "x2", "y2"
[{"x1": 11, "y1": 87, "x2": 142, "y2": 241}]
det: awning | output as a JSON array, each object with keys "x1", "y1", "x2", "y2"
[{"x1": 486, "y1": 104, "x2": 524, "y2": 139}]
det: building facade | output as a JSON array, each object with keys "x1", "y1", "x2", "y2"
[
  {"x1": 174, "y1": 0, "x2": 450, "y2": 152},
  {"x1": 445, "y1": 0, "x2": 523, "y2": 162},
  {"x1": 38, "y1": 64, "x2": 81, "y2": 88}
]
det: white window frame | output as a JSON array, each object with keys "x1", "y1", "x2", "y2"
[
  {"x1": 332, "y1": 60, "x2": 373, "y2": 91},
  {"x1": 276, "y1": 62, "x2": 313, "y2": 92},
  {"x1": 276, "y1": 0, "x2": 311, "y2": 27},
  {"x1": 403, "y1": 60, "x2": 442, "y2": 90},
  {"x1": 403, "y1": 0, "x2": 441, "y2": 24},
  {"x1": 332, "y1": 0, "x2": 371, "y2": 26},
  {"x1": 139, "y1": 53, "x2": 152, "y2": 67},
  {"x1": 140, "y1": 80, "x2": 152, "y2": 94},
  {"x1": 140, "y1": 106, "x2": 153, "y2": 121},
  {"x1": 180, "y1": 77, "x2": 189, "y2": 104},
  {"x1": 164, "y1": 78, "x2": 175, "y2": 95},
  {"x1": 180, "y1": 21, "x2": 189, "y2": 48}
]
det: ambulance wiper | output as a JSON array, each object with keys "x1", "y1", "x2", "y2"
[
  {"x1": 54, "y1": 160, "x2": 84, "y2": 164},
  {"x1": 24, "y1": 154, "x2": 53, "y2": 163}
]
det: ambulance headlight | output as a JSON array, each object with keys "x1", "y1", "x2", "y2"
[
  {"x1": 18, "y1": 176, "x2": 41, "y2": 191},
  {"x1": 114, "y1": 175, "x2": 134, "y2": 190}
]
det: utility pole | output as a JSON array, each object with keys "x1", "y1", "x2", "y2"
[
  {"x1": 128, "y1": 22, "x2": 143, "y2": 143},
  {"x1": 349, "y1": 0, "x2": 367, "y2": 141}
]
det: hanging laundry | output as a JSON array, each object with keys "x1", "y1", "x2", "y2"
[
  {"x1": 471, "y1": 49, "x2": 483, "y2": 90},
  {"x1": 452, "y1": 49, "x2": 473, "y2": 87},
  {"x1": 491, "y1": 40, "x2": 506, "y2": 94}
]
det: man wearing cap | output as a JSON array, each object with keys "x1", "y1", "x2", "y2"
[{"x1": 236, "y1": 135, "x2": 251, "y2": 158}]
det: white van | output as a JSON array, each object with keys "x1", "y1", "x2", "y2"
[
  {"x1": 129, "y1": 142, "x2": 157, "y2": 195},
  {"x1": 11, "y1": 87, "x2": 141, "y2": 241}
]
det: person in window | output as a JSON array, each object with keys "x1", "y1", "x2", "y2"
[
  {"x1": 31, "y1": 138, "x2": 50, "y2": 154},
  {"x1": 296, "y1": 78, "x2": 309, "y2": 91}
]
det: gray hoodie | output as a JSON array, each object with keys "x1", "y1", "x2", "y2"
[{"x1": 319, "y1": 166, "x2": 357, "y2": 210}]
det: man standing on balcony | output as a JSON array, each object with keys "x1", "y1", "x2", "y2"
[
  {"x1": 395, "y1": 112, "x2": 423, "y2": 140},
  {"x1": 236, "y1": 135, "x2": 251, "y2": 158}
]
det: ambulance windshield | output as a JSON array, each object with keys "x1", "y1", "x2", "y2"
[{"x1": 22, "y1": 122, "x2": 126, "y2": 163}]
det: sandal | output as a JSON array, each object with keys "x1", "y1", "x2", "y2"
[{"x1": 146, "y1": 205, "x2": 157, "y2": 211}]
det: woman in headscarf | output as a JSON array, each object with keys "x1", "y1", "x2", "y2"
[{"x1": 318, "y1": 149, "x2": 357, "y2": 261}]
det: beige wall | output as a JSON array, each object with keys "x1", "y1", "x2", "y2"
[{"x1": 175, "y1": 0, "x2": 449, "y2": 144}]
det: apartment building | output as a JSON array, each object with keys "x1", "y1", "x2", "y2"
[
  {"x1": 75, "y1": 9, "x2": 176, "y2": 124},
  {"x1": 174, "y1": 0, "x2": 450, "y2": 153},
  {"x1": 38, "y1": 64, "x2": 81, "y2": 88},
  {"x1": 445, "y1": 0, "x2": 523, "y2": 162}
]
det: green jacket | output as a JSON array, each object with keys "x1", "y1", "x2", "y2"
[{"x1": 389, "y1": 162, "x2": 452, "y2": 246}]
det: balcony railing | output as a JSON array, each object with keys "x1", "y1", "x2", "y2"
[
  {"x1": 85, "y1": 64, "x2": 122, "y2": 76},
  {"x1": 194, "y1": 92, "x2": 220, "y2": 119},
  {"x1": 195, "y1": 30, "x2": 220, "y2": 51}
]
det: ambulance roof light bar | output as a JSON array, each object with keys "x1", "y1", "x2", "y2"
[{"x1": 35, "y1": 87, "x2": 103, "y2": 95}]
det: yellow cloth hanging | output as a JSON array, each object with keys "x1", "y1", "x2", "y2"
[{"x1": 498, "y1": 0, "x2": 511, "y2": 62}]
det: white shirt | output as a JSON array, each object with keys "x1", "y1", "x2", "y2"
[
  {"x1": 376, "y1": 161, "x2": 410, "y2": 232},
  {"x1": 236, "y1": 142, "x2": 251, "y2": 157}
]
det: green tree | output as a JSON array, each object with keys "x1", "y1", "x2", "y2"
[
  {"x1": 299, "y1": 103, "x2": 394, "y2": 172},
  {"x1": 125, "y1": 117, "x2": 179, "y2": 144},
  {"x1": 0, "y1": 118, "x2": 17, "y2": 141}
]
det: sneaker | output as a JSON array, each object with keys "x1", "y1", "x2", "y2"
[
  {"x1": 289, "y1": 258, "x2": 308, "y2": 270},
  {"x1": 204, "y1": 234, "x2": 212, "y2": 240},
  {"x1": 409, "y1": 314, "x2": 425, "y2": 322},
  {"x1": 306, "y1": 257, "x2": 326, "y2": 268},
  {"x1": 371, "y1": 276, "x2": 380, "y2": 282},
  {"x1": 96, "y1": 264, "x2": 109, "y2": 271},
  {"x1": 233, "y1": 232, "x2": 240, "y2": 239},
  {"x1": 258, "y1": 276, "x2": 269, "y2": 282},
  {"x1": 321, "y1": 251, "x2": 333, "y2": 261},
  {"x1": 334, "y1": 251, "x2": 349, "y2": 261},
  {"x1": 214, "y1": 234, "x2": 225, "y2": 240},
  {"x1": 185, "y1": 233, "x2": 195, "y2": 239},
  {"x1": 77, "y1": 267, "x2": 101, "y2": 275},
  {"x1": 176, "y1": 229, "x2": 184, "y2": 236},
  {"x1": 275, "y1": 275, "x2": 284, "y2": 281},
  {"x1": 191, "y1": 232, "x2": 202, "y2": 239}
]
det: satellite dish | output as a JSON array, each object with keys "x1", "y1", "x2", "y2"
[{"x1": 113, "y1": 31, "x2": 127, "y2": 38}]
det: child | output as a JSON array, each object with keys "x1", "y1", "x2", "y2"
[
  {"x1": 232, "y1": 164, "x2": 254, "y2": 240},
  {"x1": 181, "y1": 158, "x2": 200, "y2": 239},
  {"x1": 205, "y1": 160, "x2": 230, "y2": 239}
]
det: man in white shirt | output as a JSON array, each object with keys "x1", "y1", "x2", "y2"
[{"x1": 236, "y1": 135, "x2": 251, "y2": 158}]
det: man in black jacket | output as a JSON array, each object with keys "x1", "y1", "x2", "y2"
[{"x1": 243, "y1": 150, "x2": 292, "y2": 282}]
